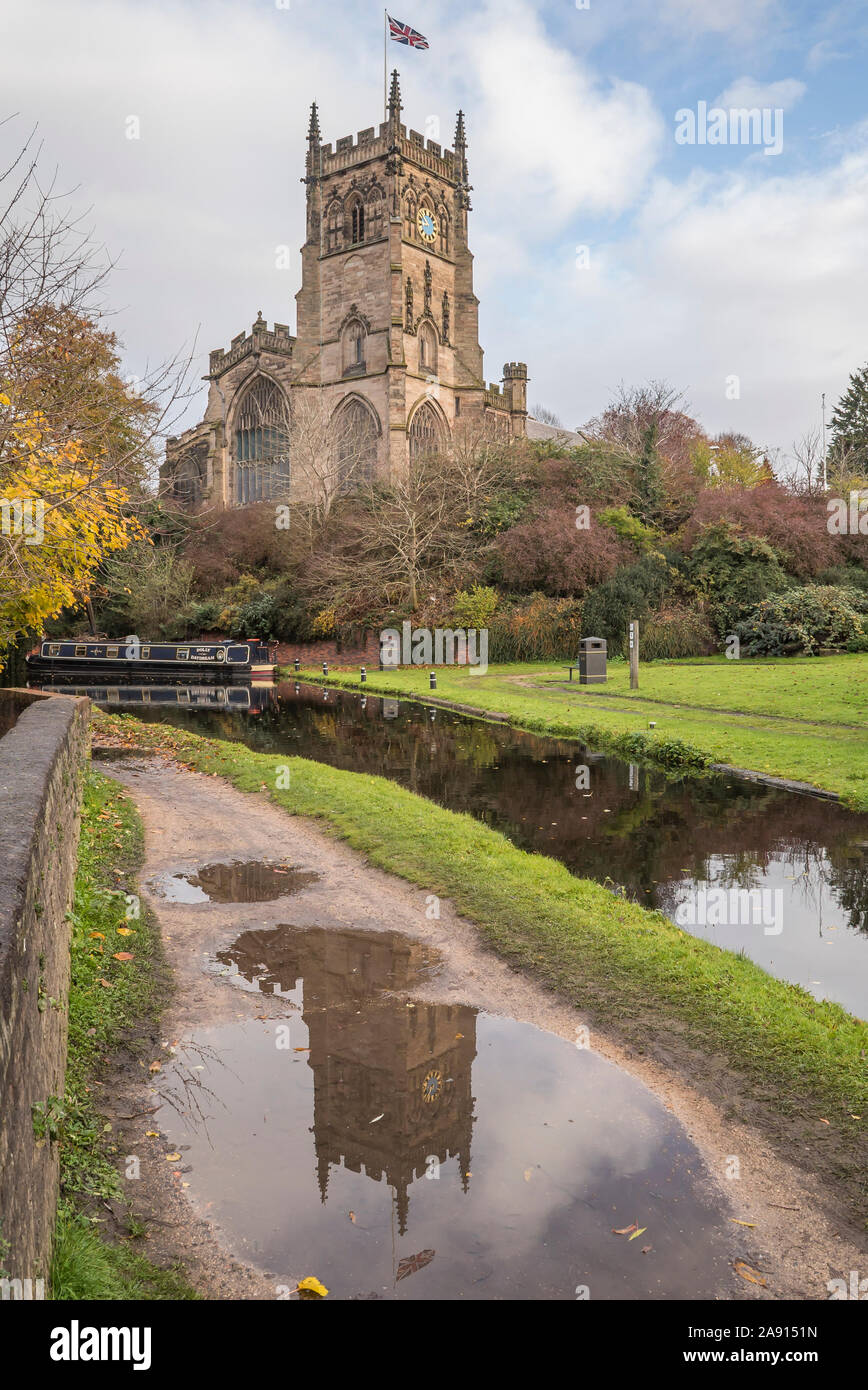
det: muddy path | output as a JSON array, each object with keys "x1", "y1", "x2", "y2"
[{"x1": 94, "y1": 749, "x2": 864, "y2": 1301}]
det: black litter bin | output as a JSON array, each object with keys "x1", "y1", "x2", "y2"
[{"x1": 578, "y1": 636, "x2": 607, "y2": 685}]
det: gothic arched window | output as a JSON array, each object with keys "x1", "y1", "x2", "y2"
[
  {"x1": 342, "y1": 317, "x2": 367, "y2": 375},
  {"x1": 366, "y1": 188, "x2": 384, "y2": 240},
  {"x1": 347, "y1": 195, "x2": 365, "y2": 245},
  {"x1": 233, "y1": 376, "x2": 290, "y2": 505},
  {"x1": 409, "y1": 399, "x2": 444, "y2": 461},
  {"x1": 326, "y1": 199, "x2": 343, "y2": 253},
  {"x1": 333, "y1": 398, "x2": 379, "y2": 491},
  {"x1": 404, "y1": 193, "x2": 417, "y2": 240},
  {"x1": 437, "y1": 204, "x2": 450, "y2": 255}
]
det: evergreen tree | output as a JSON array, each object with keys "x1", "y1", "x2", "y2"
[
  {"x1": 633, "y1": 422, "x2": 666, "y2": 526},
  {"x1": 829, "y1": 363, "x2": 868, "y2": 470}
]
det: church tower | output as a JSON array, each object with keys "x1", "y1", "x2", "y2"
[{"x1": 163, "y1": 74, "x2": 528, "y2": 507}]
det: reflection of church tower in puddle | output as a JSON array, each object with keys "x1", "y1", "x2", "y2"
[{"x1": 217, "y1": 924, "x2": 477, "y2": 1235}]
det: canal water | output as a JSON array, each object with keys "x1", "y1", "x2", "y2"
[{"x1": 45, "y1": 677, "x2": 868, "y2": 1017}]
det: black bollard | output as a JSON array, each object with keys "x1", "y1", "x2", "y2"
[
  {"x1": 429, "y1": 671, "x2": 437, "y2": 690},
  {"x1": 294, "y1": 657, "x2": 300, "y2": 672},
  {"x1": 360, "y1": 666, "x2": 367, "y2": 683},
  {"x1": 322, "y1": 661, "x2": 328, "y2": 678}
]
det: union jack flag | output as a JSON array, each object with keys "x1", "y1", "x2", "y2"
[{"x1": 388, "y1": 15, "x2": 429, "y2": 48}]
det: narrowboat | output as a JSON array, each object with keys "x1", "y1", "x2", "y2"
[
  {"x1": 26, "y1": 636, "x2": 276, "y2": 679},
  {"x1": 29, "y1": 681, "x2": 275, "y2": 711}
]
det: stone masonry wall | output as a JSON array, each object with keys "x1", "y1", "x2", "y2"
[{"x1": 0, "y1": 691, "x2": 90, "y2": 1286}]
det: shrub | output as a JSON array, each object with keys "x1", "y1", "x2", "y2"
[
  {"x1": 597, "y1": 506, "x2": 660, "y2": 553},
  {"x1": 641, "y1": 606, "x2": 717, "y2": 660},
  {"x1": 489, "y1": 593, "x2": 583, "y2": 661},
  {"x1": 580, "y1": 554, "x2": 673, "y2": 656},
  {"x1": 683, "y1": 486, "x2": 836, "y2": 579},
  {"x1": 688, "y1": 523, "x2": 788, "y2": 636},
  {"x1": 493, "y1": 505, "x2": 628, "y2": 596},
  {"x1": 452, "y1": 584, "x2": 498, "y2": 630},
  {"x1": 734, "y1": 586, "x2": 865, "y2": 656}
]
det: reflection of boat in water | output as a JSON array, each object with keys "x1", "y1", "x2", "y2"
[
  {"x1": 30, "y1": 681, "x2": 276, "y2": 712},
  {"x1": 26, "y1": 635, "x2": 275, "y2": 678}
]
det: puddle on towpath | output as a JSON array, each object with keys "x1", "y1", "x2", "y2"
[
  {"x1": 154, "y1": 923, "x2": 742, "y2": 1300},
  {"x1": 147, "y1": 861, "x2": 320, "y2": 904}
]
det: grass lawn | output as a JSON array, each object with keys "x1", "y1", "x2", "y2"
[
  {"x1": 95, "y1": 711, "x2": 868, "y2": 1226},
  {"x1": 295, "y1": 654, "x2": 868, "y2": 810},
  {"x1": 51, "y1": 766, "x2": 199, "y2": 1300}
]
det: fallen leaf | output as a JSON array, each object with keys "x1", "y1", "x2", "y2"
[
  {"x1": 734, "y1": 1259, "x2": 768, "y2": 1287},
  {"x1": 523, "y1": 1168, "x2": 533, "y2": 1182},
  {"x1": 641, "y1": 1246, "x2": 652, "y2": 1254},
  {"x1": 148, "y1": 1062, "x2": 162, "y2": 1073},
  {"x1": 145, "y1": 1131, "x2": 159, "y2": 1138},
  {"x1": 730, "y1": 1219, "x2": 757, "y2": 1228},
  {"x1": 296, "y1": 1276, "x2": 328, "y2": 1299},
  {"x1": 97, "y1": 978, "x2": 113, "y2": 989},
  {"x1": 90, "y1": 931, "x2": 105, "y2": 940},
  {"x1": 112, "y1": 952, "x2": 134, "y2": 961},
  {"x1": 612, "y1": 1224, "x2": 638, "y2": 1236},
  {"x1": 165, "y1": 1153, "x2": 181, "y2": 1162},
  {"x1": 117, "y1": 927, "x2": 133, "y2": 937},
  {"x1": 370, "y1": 1113, "x2": 384, "y2": 1123},
  {"x1": 628, "y1": 1227, "x2": 647, "y2": 1241}
]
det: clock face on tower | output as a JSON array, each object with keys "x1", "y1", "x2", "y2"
[{"x1": 417, "y1": 208, "x2": 438, "y2": 244}]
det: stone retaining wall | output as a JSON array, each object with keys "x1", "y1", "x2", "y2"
[{"x1": 0, "y1": 690, "x2": 90, "y2": 1286}]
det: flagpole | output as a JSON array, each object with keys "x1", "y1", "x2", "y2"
[{"x1": 384, "y1": 10, "x2": 388, "y2": 123}]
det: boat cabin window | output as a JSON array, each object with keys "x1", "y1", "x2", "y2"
[
  {"x1": 49, "y1": 644, "x2": 60, "y2": 657},
  {"x1": 75, "y1": 645, "x2": 87, "y2": 657},
  {"x1": 141, "y1": 646, "x2": 150, "y2": 658},
  {"x1": 177, "y1": 649, "x2": 189, "y2": 660},
  {"x1": 107, "y1": 646, "x2": 119, "y2": 659}
]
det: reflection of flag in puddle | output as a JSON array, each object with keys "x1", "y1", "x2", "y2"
[{"x1": 396, "y1": 1249, "x2": 435, "y2": 1281}]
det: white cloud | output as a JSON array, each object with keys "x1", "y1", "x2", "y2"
[
  {"x1": 715, "y1": 77, "x2": 807, "y2": 110},
  {"x1": 660, "y1": 0, "x2": 778, "y2": 37},
  {"x1": 510, "y1": 133, "x2": 868, "y2": 452},
  {"x1": 451, "y1": 0, "x2": 664, "y2": 231}
]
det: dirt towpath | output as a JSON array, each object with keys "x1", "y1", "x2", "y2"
[{"x1": 95, "y1": 749, "x2": 864, "y2": 1300}]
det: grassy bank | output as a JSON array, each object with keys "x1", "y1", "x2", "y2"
[
  {"x1": 292, "y1": 655, "x2": 868, "y2": 809},
  {"x1": 51, "y1": 766, "x2": 198, "y2": 1300},
  {"x1": 96, "y1": 711, "x2": 868, "y2": 1225}
]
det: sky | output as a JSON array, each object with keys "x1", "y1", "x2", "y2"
[{"x1": 2, "y1": 0, "x2": 868, "y2": 458}]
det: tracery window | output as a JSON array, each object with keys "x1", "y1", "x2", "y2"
[{"x1": 233, "y1": 377, "x2": 290, "y2": 504}]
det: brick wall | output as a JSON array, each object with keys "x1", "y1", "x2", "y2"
[{"x1": 0, "y1": 691, "x2": 90, "y2": 1286}]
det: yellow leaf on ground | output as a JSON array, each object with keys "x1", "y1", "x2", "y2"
[{"x1": 296, "y1": 1276, "x2": 328, "y2": 1298}]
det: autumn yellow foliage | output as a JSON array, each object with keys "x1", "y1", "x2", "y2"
[{"x1": 0, "y1": 394, "x2": 145, "y2": 663}]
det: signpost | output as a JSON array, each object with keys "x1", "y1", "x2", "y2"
[{"x1": 629, "y1": 620, "x2": 639, "y2": 690}]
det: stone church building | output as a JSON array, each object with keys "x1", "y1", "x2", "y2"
[{"x1": 163, "y1": 73, "x2": 533, "y2": 510}]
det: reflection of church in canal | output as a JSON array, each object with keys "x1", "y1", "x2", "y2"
[{"x1": 217, "y1": 924, "x2": 477, "y2": 1233}]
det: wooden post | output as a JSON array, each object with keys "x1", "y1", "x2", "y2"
[{"x1": 629, "y1": 620, "x2": 639, "y2": 690}]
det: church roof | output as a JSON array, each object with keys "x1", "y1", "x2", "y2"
[{"x1": 526, "y1": 417, "x2": 583, "y2": 446}]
